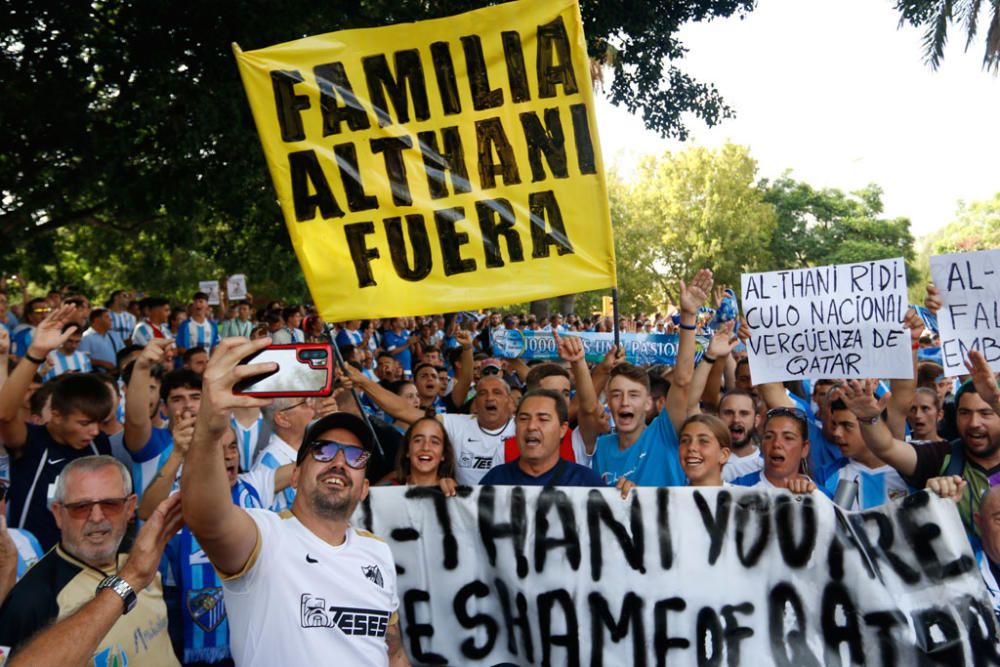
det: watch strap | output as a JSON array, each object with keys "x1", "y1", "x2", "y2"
[{"x1": 98, "y1": 575, "x2": 137, "y2": 615}]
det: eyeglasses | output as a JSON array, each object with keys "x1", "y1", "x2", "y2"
[
  {"x1": 481, "y1": 366, "x2": 502, "y2": 376},
  {"x1": 279, "y1": 400, "x2": 309, "y2": 413},
  {"x1": 307, "y1": 440, "x2": 370, "y2": 469},
  {"x1": 59, "y1": 497, "x2": 130, "y2": 519},
  {"x1": 765, "y1": 406, "x2": 807, "y2": 423}
]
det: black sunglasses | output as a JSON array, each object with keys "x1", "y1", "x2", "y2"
[
  {"x1": 306, "y1": 440, "x2": 370, "y2": 469},
  {"x1": 481, "y1": 366, "x2": 502, "y2": 376},
  {"x1": 766, "y1": 406, "x2": 808, "y2": 423}
]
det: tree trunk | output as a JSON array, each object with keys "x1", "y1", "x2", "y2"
[
  {"x1": 556, "y1": 294, "x2": 576, "y2": 317},
  {"x1": 529, "y1": 299, "x2": 550, "y2": 321}
]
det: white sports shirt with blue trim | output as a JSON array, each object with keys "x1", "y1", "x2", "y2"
[
  {"x1": 129, "y1": 426, "x2": 174, "y2": 501},
  {"x1": 10, "y1": 528, "x2": 44, "y2": 580},
  {"x1": 131, "y1": 321, "x2": 173, "y2": 347},
  {"x1": 231, "y1": 413, "x2": 263, "y2": 472},
  {"x1": 817, "y1": 458, "x2": 911, "y2": 510}
]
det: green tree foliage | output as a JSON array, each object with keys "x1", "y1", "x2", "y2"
[
  {"x1": 895, "y1": 0, "x2": 1000, "y2": 72},
  {"x1": 628, "y1": 143, "x2": 777, "y2": 302},
  {"x1": 761, "y1": 175, "x2": 916, "y2": 279},
  {"x1": 925, "y1": 193, "x2": 1000, "y2": 253},
  {"x1": 1, "y1": 0, "x2": 753, "y2": 301}
]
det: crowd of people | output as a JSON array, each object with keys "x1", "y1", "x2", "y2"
[{"x1": 0, "y1": 271, "x2": 997, "y2": 666}]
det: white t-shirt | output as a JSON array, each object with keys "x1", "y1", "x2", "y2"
[
  {"x1": 570, "y1": 425, "x2": 593, "y2": 469},
  {"x1": 723, "y1": 448, "x2": 763, "y2": 482},
  {"x1": 441, "y1": 413, "x2": 515, "y2": 485},
  {"x1": 222, "y1": 511, "x2": 399, "y2": 667}
]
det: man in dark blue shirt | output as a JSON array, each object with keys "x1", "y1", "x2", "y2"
[{"x1": 480, "y1": 389, "x2": 602, "y2": 487}]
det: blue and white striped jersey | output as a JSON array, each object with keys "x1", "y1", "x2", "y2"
[
  {"x1": 175, "y1": 317, "x2": 220, "y2": 353},
  {"x1": 129, "y1": 426, "x2": 174, "y2": 501},
  {"x1": 10, "y1": 527, "x2": 44, "y2": 580},
  {"x1": 252, "y1": 434, "x2": 297, "y2": 512},
  {"x1": 42, "y1": 350, "x2": 92, "y2": 382},
  {"x1": 11, "y1": 323, "x2": 34, "y2": 358},
  {"x1": 131, "y1": 320, "x2": 173, "y2": 347},
  {"x1": 817, "y1": 458, "x2": 911, "y2": 511},
  {"x1": 231, "y1": 413, "x2": 263, "y2": 472},
  {"x1": 109, "y1": 310, "x2": 137, "y2": 342}
]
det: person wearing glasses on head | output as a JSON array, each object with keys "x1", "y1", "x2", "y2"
[
  {"x1": 0, "y1": 456, "x2": 179, "y2": 665},
  {"x1": 731, "y1": 407, "x2": 817, "y2": 493},
  {"x1": 182, "y1": 337, "x2": 410, "y2": 666}
]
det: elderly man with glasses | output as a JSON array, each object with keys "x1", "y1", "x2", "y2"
[{"x1": 0, "y1": 455, "x2": 179, "y2": 665}]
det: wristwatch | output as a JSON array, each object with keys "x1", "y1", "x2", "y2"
[{"x1": 97, "y1": 575, "x2": 137, "y2": 615}]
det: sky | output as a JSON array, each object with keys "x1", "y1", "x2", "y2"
[{"x1": 593, "y1": 0, "x2": 1000, "y2": 238}]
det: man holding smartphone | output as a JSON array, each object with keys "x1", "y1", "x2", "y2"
[{"x1": 182, "y1": 337, "x2": 409, "y2": 666}]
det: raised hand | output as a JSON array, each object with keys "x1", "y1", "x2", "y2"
[
  {"x1": 599, "y1": 343, "x2": 626, "y2": 371},
  {"x1": 679, "y1": 269, "x2": 714, "y2": 316},
  {"x1": 901, "y1": 307, "x2": 925, "y2": 343},
  {"x1": 119, "y1": 494, "x2": 184, "y2": 591},
  {"x1": 170, "y1": 414, "x2": 197, "y2": 457},
  {"x1": 135, "y1": 338, "x2": 172, "y2": 371},
  {"x1": 552, "y1": 329, "x2": 585, "y2": 363},
  {"x1": 199, "y1": 337, "x2": 275, "y2": 434},
  {"x1": 924, "y1": 284, "x2": 942, "y2": 314},
  {"x1": 454, "y1": 330, "x2": 473, "y2": 349},
  {"x1": 836, "y1": 379, "x2": 887, "y2": 422},
  {"x1": 26, "y1": 303, "x2": 79, "y2": 357},
  {"x1": 965, "y1": 349, "x2": 1000, "y2": 412},
  {"x1": 706, "y1": 321, "x2": 738, "y2": 359}
]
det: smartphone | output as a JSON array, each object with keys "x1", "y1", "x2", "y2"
[{"x1": 233, "y1": 344, "x2": 333, "y2": 397}]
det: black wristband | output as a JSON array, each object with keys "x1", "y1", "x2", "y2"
[
  {"x1": 702, "y1": 354, "x2": 717, "y2": 364},
  {"x1": 23, "y1": 351, "x2": 45, "y2": 365},
  {"x1": 678, "y1": 322, "x2": 696, "y2": 331}
]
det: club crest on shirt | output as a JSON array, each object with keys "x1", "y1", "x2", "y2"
[
  {"x1": 187, "y1": 587, "x2": 227, "y2": 633},
  {"x1": 362, "y1": 564, "x2": 384, "y2": 589}
]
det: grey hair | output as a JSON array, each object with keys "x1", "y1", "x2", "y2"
[
  {"x1": 262, "y1": 396, "x2": 301, "y2": 424},
  {"x1": 53, "y1": 455, "x2": 132, "y2": 503}
]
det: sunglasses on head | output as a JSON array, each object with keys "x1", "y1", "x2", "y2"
[
  {"x1": 766, "y1": 406, "x2": 807, "y2": 423},
  {"x1": 307, "y1": 440, "x2": 370, "y2": 469},
  {"x1": 60, "y1": 497, "x2": 130, "y2": 519},
  {"x1": 481, "y1": 366, "x2": 502, "y2": 376}
]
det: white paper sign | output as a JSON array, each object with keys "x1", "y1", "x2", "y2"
[
  {"x1": 930, "y1": 249, "x2": 1000, "y2": 376},
  {"x1": 741, "y1": 258, "x2": 911, "y2": 384},
  {"x1": 226, "y1": 274, "x2": 248, "y2": 301},
  {"x1": 351, "y1": 486, "x2": 994, "y2": 666},
  {"x1": 198, "y1": 280, "x2": 221, "y2": 305}
]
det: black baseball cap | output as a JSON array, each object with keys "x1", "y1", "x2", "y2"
[{"x1": 297, "y1": 412, "x2": 375, "y2": 465}]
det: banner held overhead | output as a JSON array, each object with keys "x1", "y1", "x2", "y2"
[{"x1": 234, "y1": 0, "x2": 616, "y2": 321}]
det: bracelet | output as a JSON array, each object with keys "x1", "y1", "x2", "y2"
[
  {"x1": 702, "y1": 354, "x2": 717, "y2": 364},
  {"x1": 23, "y1": 351, "x2": 45, "y2": 365},
  {"x1": 911, "y1": 341, "x2": 920, "y2": 350},
  {"x1": 678, "y1": 323, "x2": 697, "y2": 331}
]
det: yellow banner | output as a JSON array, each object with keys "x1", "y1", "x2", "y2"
[{"x1": 234, "y1": 0, "x2": 616, "y2": 321}]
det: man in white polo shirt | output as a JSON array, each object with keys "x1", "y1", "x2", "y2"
[{"x1": 182, "y1": 337, "x2": 409, "y2": 666}]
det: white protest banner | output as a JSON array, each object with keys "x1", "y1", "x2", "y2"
[
  {"x1": 226, "y1": 274, "x2": 248, "y2": 301},
  {"x1": 353, "y1": 487, "x2": 995, "y2": 665},
  {"x1": 929, "y1": 249, "x2": 1000, "y2": 376},
  {"x1": 198, "y1": 280, "x2": 221, "y2": 305},
  {"x1": 741, "y1": 258, "x2": 911, "y2": 384}
]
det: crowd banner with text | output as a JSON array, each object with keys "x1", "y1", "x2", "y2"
[
  {"x1": 929, "y1": 249, "x2": 1000, "y2": 376},
  {"x1": 740, "y1": 258, "x2": 912, "y2": 384},
  {"x1": 492, "y1": 329, "x2": 707, "y2": 366},
  {"x1": 233, "y1": 0, "x2": 616, "y2": 322},
  {"x1": 354, "y1": 487, "x2": 996, "y2": 666}
]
